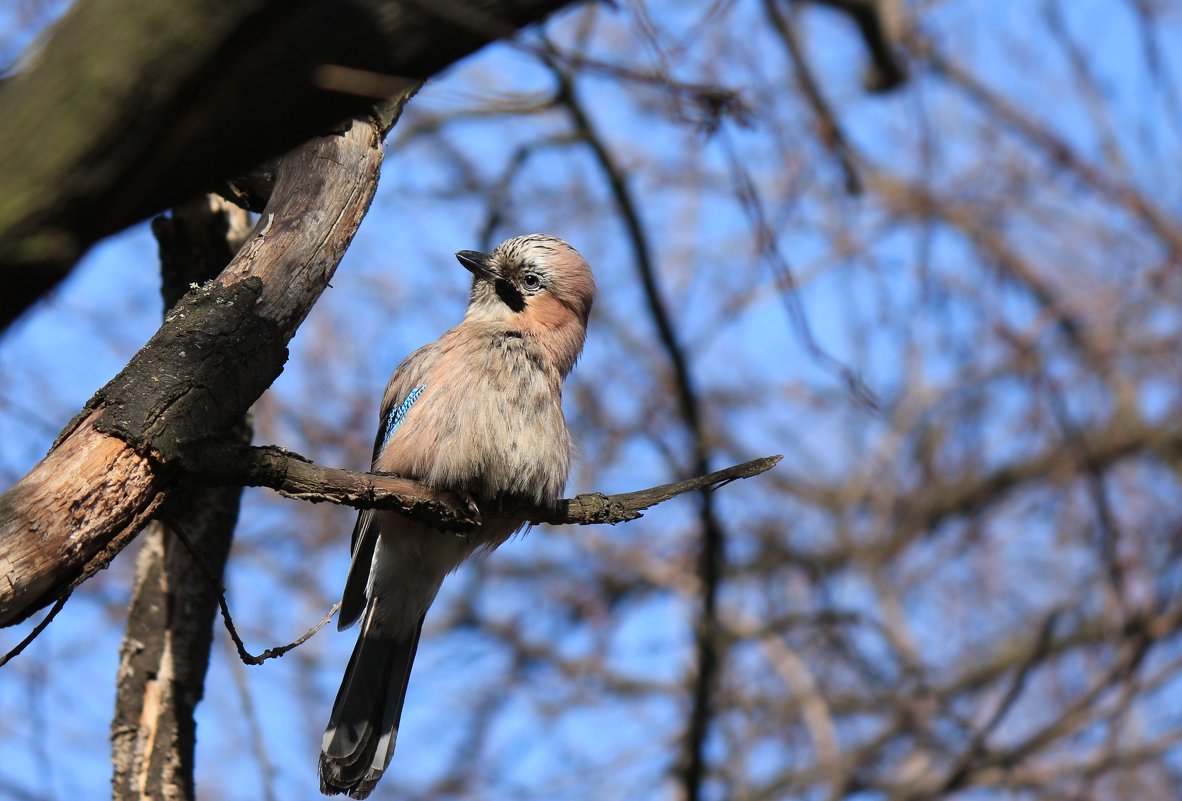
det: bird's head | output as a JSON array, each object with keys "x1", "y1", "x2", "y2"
[
  {"x1": 459, "y1": 233, "x2": 593, "y2": 331},
  {"x1": 457, "y1": 234, "x2": 595, "y2": 375}
]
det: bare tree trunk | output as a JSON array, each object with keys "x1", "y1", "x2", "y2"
[
  {"x1": 111, "y1": 196, "x2": 251, "y2": 801},
  {"x1": 0, "y1": 108, "x2": 392, "y2": 628}
]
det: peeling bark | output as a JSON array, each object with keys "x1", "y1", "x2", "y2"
[
  {"x1": 111, "y1": 196, "x2": 252, "y2": 801},
  {"x1": 0, "y1": 98, "x2": 404, "y2": 626}
]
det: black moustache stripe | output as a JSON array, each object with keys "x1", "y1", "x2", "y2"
[{"x1": 495, "y1": 279, "x2": 525, "y2": 312}]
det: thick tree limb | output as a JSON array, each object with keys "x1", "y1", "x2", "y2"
[
  {"x1": 111, "y1": 196, "x2": 253, "y2": 801},
  {"x1": 0, "y1": 0, "x2": 579, "y2": 329},
  {"x1": 186, "y1": 443, "x2": 781, "y2": 530},
  {"x1": 0, "y1": 99, "x2": 402, "y2": 627}
]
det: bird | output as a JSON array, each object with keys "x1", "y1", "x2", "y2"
[{"x1": 319, "y1": 234, "x2": 595, "y2": 798}]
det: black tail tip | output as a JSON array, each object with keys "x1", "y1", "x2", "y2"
[{"x1": 319, "y1": 755, "x2": 380, "y2": 799}]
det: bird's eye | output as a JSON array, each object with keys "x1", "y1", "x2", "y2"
[{"x1": 522, "y1": 273, "x2": 542, "y2": 291}]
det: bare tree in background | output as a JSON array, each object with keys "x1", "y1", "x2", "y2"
[{"x1": 2, "y1": 1, "x2": 1182, "y2": 801}]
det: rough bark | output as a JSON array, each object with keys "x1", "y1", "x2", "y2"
[
  {"x1": 184, "y1": 444, "x2": 781, "y2": 529},
  {"x1": 0, "y1": 0, "x2": 578, "y2": 329},
  {"x1": 0, "y1": 93, "x2": 408, "y2": 627},
  {"x1": 110, "y1": 196, "x2": 252, "y2": 801}
]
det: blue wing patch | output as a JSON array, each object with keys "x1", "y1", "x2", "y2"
[{"x1": 381, "y1": 384, "x2": 425, "y2": 447}]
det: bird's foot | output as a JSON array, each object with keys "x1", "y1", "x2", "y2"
[{"x1": 460, "y1": 492, "x2": 482, "y2": 536}]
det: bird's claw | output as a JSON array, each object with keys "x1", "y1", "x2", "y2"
[{"x1": 460, "y1": 492, "x2": 482, "y2": 536}]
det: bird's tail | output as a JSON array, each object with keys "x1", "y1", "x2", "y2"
[{"x1": 319, "y1": 614, "x2": 424, "y2": 799}]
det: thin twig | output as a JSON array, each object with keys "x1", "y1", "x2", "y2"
[
  {"x1": 937, "y1": 609, "x2": 1062, "y2": 792},
  {"x1": 912, "y1": 31, "x2": 1182, "y2": 255},
  {"x1": 532, "y1": 455, "x2": 783, "y2": 524},
  {"x1": 720, "y1": 130, "x2": 880, "y2": 410},
  {"x1": 0, "y1": 593, "x2": 70, "y2": 667},
  {"x1": 224, "y1": 637, "x2": 280, "y2": 801},
  {"x1": 763, "y1": 0, "x2": 862, "y2": 193},
  {"x1": 169, "y1": 520, "x2": 341, "y2": 666}
]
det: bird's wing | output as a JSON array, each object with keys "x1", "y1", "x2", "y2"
[
  {"x1": 338, "y1": 344, "x2": 438, "y2": 631},
  {"x1": 338, "y1": 509, "x2": 380, "y2": 630},
  {"x1": 371, "y1": 341, "x2": 438, "y2": 464}
]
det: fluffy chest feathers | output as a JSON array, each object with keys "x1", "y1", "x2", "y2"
[{"x1": 375, "y1": 326, "x2": 572, "y2": 506}]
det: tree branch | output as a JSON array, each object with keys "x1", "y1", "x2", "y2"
[
  {"x1": 186, "y1": 443, "x2": 782, "y2": 530},
  {"x1": 0, "y1": 96, "x2": 406, "y2": 627},
  {"x1": 763, "y1": 0, "x2": 863, "y2": 193},
  {"x1": 111, "y1": 195, "x2": 253, "y2": 801},
  {"x1": 909, "y1": 31, "x2": 1182, "y2": 256},
  {"x1": 0, "y1": 0, "x2": 580, "y2": 329},
  {"x1": 802, "y1": 0, "x2": 908, "y2": 92}
]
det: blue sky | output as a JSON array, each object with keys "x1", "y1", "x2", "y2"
[{"x1": 3, "y1": 2, "x2": 1182, "y2": 799}]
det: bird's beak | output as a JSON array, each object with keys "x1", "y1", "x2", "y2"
[{"x1": 455, "y1": 250, "x2": 496, "y2": 281}]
